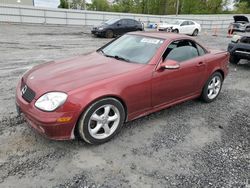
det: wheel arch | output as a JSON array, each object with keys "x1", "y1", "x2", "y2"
[
  {"x1": 201, "y1": 68, "x2": 225, "y2": 93},
  {"x1": 73, "y1": 94, "x2": 128, "y2": 138},
  {"x1": 105, "y1": 29, "x2": 114, "y2": 38},
  {"x1": 213, "y1": 69, "x2": 225, "y2": 80}
]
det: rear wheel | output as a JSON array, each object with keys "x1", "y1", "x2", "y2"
[
  {"x1": 77, "y1": 98, "x2": 125, "y2": 144},
  {"x1": 105, "y1": 30, "x2": 114, "y2": 38},
  {"x1": 192, "y1": 29, "x2": 199, "y2": 36},
  {"x1": 229, "y1": 55, "x2": 240, "y2": 64},
  {"x1": 201, "y1": 72, "x2": 223, "y2": 103}
]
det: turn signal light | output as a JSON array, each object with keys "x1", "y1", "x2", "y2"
[{"x1": 57, "y1": 117, "x2": 72, "y2": 123}]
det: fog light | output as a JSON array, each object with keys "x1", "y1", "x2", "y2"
[{"x1": 57, "y1": 117, "x2": 72, "y2": 123}]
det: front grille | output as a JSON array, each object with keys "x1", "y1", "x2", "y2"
[{"x1": 21, "y1": 80, "x2": 36, "y2": 103}]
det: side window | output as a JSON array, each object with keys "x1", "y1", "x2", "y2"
[
  {"x1": 189, "y1": 21, "x2": 195, "y2": 25},
  {"x1": 196, "y1": 44, "x2": 206, "y2": 56},
  {"x1": 121, "y1": 19, "x2": 128, "y2": 25},
  {"x1": 117, "y1": 20, "x2": 122, "y2": 25},
  {"x1": 127, "y1": 19, "x2": 135, "y2": 26},
  {"x1": 163, "y1": 40, "x2": 199, "y2": 62},
  {"x1": 181, "y1": 21, "x2": 188, "y2": 26},
  {"x1": 166, "y1": 46, "x2": 198, "y2": 62}
]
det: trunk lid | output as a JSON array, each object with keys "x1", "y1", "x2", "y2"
[{"x1": 234, "y1": 16, "x2": 249, "y2": 23}]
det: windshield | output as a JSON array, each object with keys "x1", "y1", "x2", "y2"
[
  {"x1": 104, "y1": 18, "x2": 120, "y2": 25},
  {"x1": 100, "y1": 34, "x2": 164, "y2": 64}
]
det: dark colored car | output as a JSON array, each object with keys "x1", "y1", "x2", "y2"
[
  {"x1": 228, "y1": 34, "x2": 250, "y2": 64},
  {"x1": 91, "y1": 18, "x2": 143, "y2": 38},
  {"x1": 16, "y1": 32, "x2": 229, "y2": 144},
  {"x1": 228, "y1": 16, "x2": 250, "y2": 34}
]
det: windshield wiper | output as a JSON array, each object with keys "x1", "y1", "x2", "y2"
[
  {"x1": 113, "y1": 55, "x2": 130, "y2": 62},
  {"x1": 101, "y1": 52, "x2": 130, "y2": 62},
  {"x1": 99, "y1": 49, "x2": 130, "y2": 62}
]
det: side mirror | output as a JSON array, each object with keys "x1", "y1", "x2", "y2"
[
  {"x1": 117, "y1": 23, "x2": 121, "y2": 26},
  {"x1": 161, "y1": 59, "x2": 180, "y2": 69}
]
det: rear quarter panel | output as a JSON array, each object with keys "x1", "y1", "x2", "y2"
[{"x1": 204, "y1": 50, "x2": 229, "y2": 82}]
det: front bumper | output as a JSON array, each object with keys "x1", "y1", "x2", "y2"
[
  {"x1": 16, "y1": 80, "x2": 79, "y2": 140},
  {"x1": 158, "y1": 27, "x2": 172, "y2": 32},
  {"x1": 91, "y1": 29, "x2": 105, "y2": 36}
]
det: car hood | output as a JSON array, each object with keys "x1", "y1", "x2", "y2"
[
  {"x1": 234, "y1": 16, "x2": 249, "y2": 23},
  {"x1": 93, "y1": 24, "x2": 108, "y2": 29},
  {"x1": 23, "y1": 52, "x2": 144, "y2": 97}
]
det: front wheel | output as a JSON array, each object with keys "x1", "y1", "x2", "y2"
[
  {"x1": 201, "y1": 72, "x2": 223, "y2": 103},
  {"x1": 105, "y1": 30, "x2": 114, "y2": 38},
  {"x1": 77, "y1": 98, "x2": 125, "y2": 144}
]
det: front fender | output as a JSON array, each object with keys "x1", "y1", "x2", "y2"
[{"x1": 69, "y1": 87, "x2": 126, "y2": 119}]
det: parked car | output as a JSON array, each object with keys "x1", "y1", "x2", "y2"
[
  {"x1": 16, "y1": 32, "x2": 229, "y2": 144},
  {"x1": 91, "y1": 18, "x2": 143, "y2": 38},
  {"x1": 228, "y1": 34, "x2": 250, "y2": 64},
  {"x1": 228, "y1": 15, "x2": 250, "y2": 34},
  {"x1": 157, "y1": 20, "x2": 201, "y2": 36},
  {"x1": 147, "y1": 22, "x2": 158, "y2": 29}
]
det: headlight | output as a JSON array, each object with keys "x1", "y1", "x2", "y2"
[
  {"x1": 35, "y1": 92, "x2": 67, "y2": 112},
  {"x1": 98, "y1": 27, "x2": 104, "y2": 30}
]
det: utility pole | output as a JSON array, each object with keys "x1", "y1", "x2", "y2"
[
  {"x1": 83, "y1": 0, "x2": 86, "y2": 10},
  {"x1": 176, "y1": 0, "x2": 180, "y2": 16}
]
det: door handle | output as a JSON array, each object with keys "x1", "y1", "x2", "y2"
[{"x1": 196, "y1": 62, "x2": 204, "y2": 66}]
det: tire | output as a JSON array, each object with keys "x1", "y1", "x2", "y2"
[
  {"x1": 105, "y1": 30, "x2": 114, "y2": 38},
  {"x1": 192, "y1": 29, "x2": 199, "y2": 36},
  {"x1": 172, "y1": 29, "x2": 179, "y2": 33},
  {"x1": 229, "y1": 55, "x2": 240, "y2": 64},
  {"x1": 201, "y1": 72, "x2": 223, "y2": 103},
  {"x1": 77, "y1": 98, "x2": 125, "y2": 144}
]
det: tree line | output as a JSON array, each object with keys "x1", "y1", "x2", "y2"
[{"x1": 58, "y1": 0, "x2": 250, "y2": 14}]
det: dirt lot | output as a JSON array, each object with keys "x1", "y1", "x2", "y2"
[{"x1": 0, "y1": 24, "x2": 249, "y2": 188}]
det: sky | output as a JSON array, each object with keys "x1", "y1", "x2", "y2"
[
  {"x1": 34, "y1": 0, "x2": 60, "y2": 8},
  {"x1": 34, "y1": 0, "x2": 91, "y2": 8}
]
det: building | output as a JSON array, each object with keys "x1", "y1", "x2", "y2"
[{"x1": 0, "y1": 0, "x2": 34, "y2": 6}]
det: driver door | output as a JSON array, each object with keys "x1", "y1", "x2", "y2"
[
  {"x1": 116, "y1": 19, "x2": 129, "y2": 35},
  {"x1": 152, "y1": 40, "x2": 206, "y2": 107},
  {"x1": 179, "y1": 21, "x2": 189, "y2": 34}
]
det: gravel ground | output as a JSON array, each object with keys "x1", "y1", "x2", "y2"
[{"x1": 0, "y1": 23, "x2": 249, "y2": 188}]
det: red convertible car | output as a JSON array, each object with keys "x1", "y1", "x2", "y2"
[{"x1": 16, "y1": 32, "x2": 229, "y2": 144}]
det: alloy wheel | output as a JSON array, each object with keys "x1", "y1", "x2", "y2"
[
  {"x1": 207, "y1": 75, "x2": 221, "y2": 100},
  {"x1": 88, "y1": 104, "x2": 120, "y2": 140}
]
